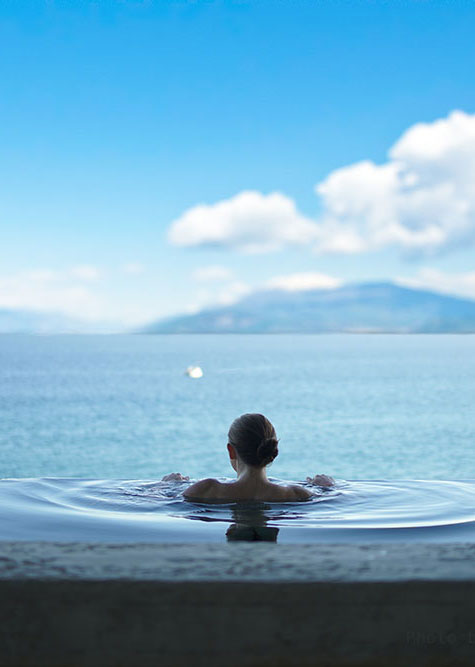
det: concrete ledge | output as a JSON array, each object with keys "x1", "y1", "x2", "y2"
[{"x1": 1, "y1": 543, "x2": 475, "y2": 666}]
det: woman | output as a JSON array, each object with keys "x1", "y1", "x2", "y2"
[{"x1": 164, "y1": 413, "x2": 334, "y2": 502}]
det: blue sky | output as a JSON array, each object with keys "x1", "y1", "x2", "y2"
[{"x1": 1, "y1": 0, "x2": 475, "y2": 326}]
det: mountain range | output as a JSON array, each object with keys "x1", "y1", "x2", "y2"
[
  {"x1": 141, "y1": 282, "x2": 475, "y2": 334},
  {"x1": 3, "y1": 282, "x2": 475, "y2": 334}
]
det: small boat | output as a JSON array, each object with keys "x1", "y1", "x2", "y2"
[{"x1": 185, "y1": 365, "x2": 203, "y2": 378}]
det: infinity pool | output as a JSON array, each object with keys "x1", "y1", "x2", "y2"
[{"x1": 1, "y1": 477, "x2": 475, "y2": 543}]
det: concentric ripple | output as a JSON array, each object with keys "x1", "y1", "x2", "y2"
[{"x1": 1, "y1": 477, "x2": 475, "y2": 543}]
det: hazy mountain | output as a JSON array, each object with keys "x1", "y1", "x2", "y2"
[
  {"x1": 141, "y1": 282, "x2": 475, "y2": 334},
  {"x1": 0, "y1": 308, "x2": 119, "y2": 334}
]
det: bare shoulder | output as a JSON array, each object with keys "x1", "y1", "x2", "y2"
[
  {"x1": 183, "y1": 477, "x2": 220, "y2": 500},
  {"x1": 287, "y1": 484, "x2": 313, "y2": 501}
]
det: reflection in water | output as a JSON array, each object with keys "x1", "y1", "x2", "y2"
[
  {"x1": 2, "y1": 478, "x2": 475, "y2": 544},
  {"x1": 225, "y1": 503, "x2": 279, "y2": 542}
]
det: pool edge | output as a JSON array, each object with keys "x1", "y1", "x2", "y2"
[{"x1": 1, "y1": 542, "x2": 475, "y2": 666}]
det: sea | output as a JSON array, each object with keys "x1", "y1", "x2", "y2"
[{"x1": 1, "y1": 333, "x2": 474, "y2": 543}]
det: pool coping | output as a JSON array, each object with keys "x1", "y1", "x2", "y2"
[
  {"x1": 1, "y1": 541, "x2": 475, "y2": 581},
  {"x1": 2, "y1": 542, "x2": 475, "y2": 666}
]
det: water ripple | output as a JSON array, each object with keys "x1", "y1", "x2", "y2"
[{"x1": 1, "y1": 477, "x2": 475, "y2": 543}]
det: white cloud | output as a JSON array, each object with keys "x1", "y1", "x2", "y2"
[
  {"x1": 184, "y1": 280, "x2": 251, "y2": 314},
  {"x1": 184, "y1": 271, "x2": 342, "y2": 315},
  {"x1": 168, "y1": 190, "x2": 320, "y2": 253},
  {"x1": 265, "y1": 271, "x2": 342, "y2": 291},
  {"x1": 396, "y1": 268, "x2": 475, "y2": 301},
  {"x1": 215, "y1": 281, "x2": 252, "y2": 305},
  {"x1": 316, "y1": 110, "x2": 475, "y2": 255},
  {"x1": 192, "y1": 265, "x2": 233, "y2": 282},
  {"x1": 0, "y1": 269, "x2": 102, "y2": 320},
  {"x1": 167, "y1": 110, "x2": 475, "y2": 257}
]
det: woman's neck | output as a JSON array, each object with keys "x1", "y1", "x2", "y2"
[{"x1": 235, "y1": 463, "x2": 268, "y2": 483}]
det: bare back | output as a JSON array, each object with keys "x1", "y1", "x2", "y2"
[{"x1": 183, "y1": 478, "x2": 312, "y2": 502}]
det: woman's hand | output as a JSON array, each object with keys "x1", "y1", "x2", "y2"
[
  {"x1": 306, "y1": 474, "x2": 335, "y2": 487},
  {"x1": 161, "y1": 472, "x2": 190, "y2": 482}
]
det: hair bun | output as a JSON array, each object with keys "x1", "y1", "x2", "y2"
[{"x1": 256, "y1": 437, "x2": 279, "y2": 466}]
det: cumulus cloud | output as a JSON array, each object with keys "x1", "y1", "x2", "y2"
[
  {"x1": 265, "y1": 271, "x2": 342, "y2": 291},
  {"x1": 168, "y1": 190, "x2": 320, "y2": 253},
  {"x1": 316, "y1": 110, "x2": 475, "y2": 255},
  {"x1": 168, "y1": 110, "x2": 475, "y2": 257},
  {"x1": 396, "y1": 268, "x2": 475, "y2": 301}
]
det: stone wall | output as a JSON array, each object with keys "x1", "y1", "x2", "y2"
[{"x1": 1, "y1": 542, "x2": 475, "y2": 666}]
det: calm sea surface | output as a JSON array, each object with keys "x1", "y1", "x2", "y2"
[
  {"x1": 1, "y1": 333, "x2": 474, "y2": 480},
  {"x1": 1, "y1": 333, "x2": 475, "y2": 543}
]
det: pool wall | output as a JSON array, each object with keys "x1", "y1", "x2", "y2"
[{"x1": 1, "y1": 542, "x2": 475, "y2": 666}]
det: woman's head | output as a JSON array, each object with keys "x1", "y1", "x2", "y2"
[{"x1": 228, "y1": 413, "x2": 279, "y2": 468}]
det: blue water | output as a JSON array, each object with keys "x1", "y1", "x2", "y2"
[
  {"x1": 1, "y1": 334, "x2": 474, "y2": 480},
  {"x1": 1, "y1": 477, "x2": 475, "y2": 543},
  {"x1": 1, "y1": 333, "x2": 474, "y2": 543}
]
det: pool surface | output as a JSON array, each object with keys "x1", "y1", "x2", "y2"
[{"x1": 1, "y1": 477, "x2": 475, "y2": 543}]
